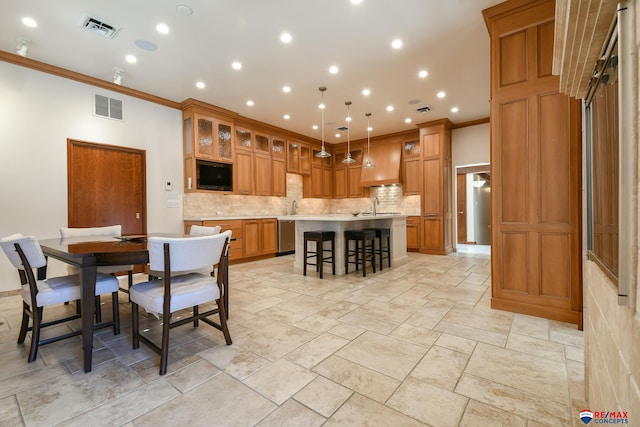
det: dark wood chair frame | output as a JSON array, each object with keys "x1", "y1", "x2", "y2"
[
  {"x1": 131, "y1": 238, "x2": 232, "y2": 375},
  {"x1": 14, "y1": 243, "x2": 120, "y2": 363},
  {"x1": 344, "y1": 230, "x2": 377, "y2": 277},
  {"x1": 303, "y1": 231, "x2": 336, "y2": 279}
]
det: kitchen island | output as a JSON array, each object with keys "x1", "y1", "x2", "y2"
[{"x1": 277, "y1": 213, "x2": 408, "y2": 275}]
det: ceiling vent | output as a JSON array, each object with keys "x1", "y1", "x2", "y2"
[
  {"x1": 80, "y1": 14, "x2": 120, "y2": 39},
  {"x1": 336, "y1": 126, "x2": 349, "y2": 132},
  {"x1": 416, "y1": 105, "x2": 432, "y2": 113},
  {"x1": 94, "y1": 94, "x2": 124, "y2": 120}
]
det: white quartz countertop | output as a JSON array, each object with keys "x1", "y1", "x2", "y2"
[
  {"x1": 185, "y1": 213, "x2": 408, "y2": 221},
  {"x1": 277, "y1": 213, "x2": 408, "y2": 221}
]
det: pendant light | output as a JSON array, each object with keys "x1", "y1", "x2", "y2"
[
  {"x1": 363, "y1": 112, "x2": 375, "y2": 168},
  {"x1": 315, "y1": 86, "x2": 331, "y2": 158},
  {"x1": 342, "y1": 101, "x2": 356, "y2": 164}
]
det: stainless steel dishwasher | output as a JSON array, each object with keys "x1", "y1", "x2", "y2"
[{"x1": 277, "y1": 219, "x2": 295, "y2": 255}]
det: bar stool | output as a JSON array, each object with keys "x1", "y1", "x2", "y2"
[
  {"x1": 344, "y1": 229, "x2": 376, "y2": 277},
  {"x1": 303, "y1": 231, "x2": 336, "y2": 279},
  {"x1": 364, "y1": 228, "x2": 391, "y2": 270}
]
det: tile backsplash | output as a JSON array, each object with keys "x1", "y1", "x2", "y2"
[{"x1": 183, "y1": 174, "x2": 420, "y2": 218}]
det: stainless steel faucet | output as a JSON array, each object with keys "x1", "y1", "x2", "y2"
[
  {"x1": 291, "y1": 200, "x2": 297, "y2": 215},
  {"x1": 373, "y1": 197, "x2": 379, "y2": 216}
]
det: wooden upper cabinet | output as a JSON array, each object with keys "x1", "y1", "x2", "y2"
[
  {"x1": 271, "y1": 137, "x2": 286, "y2": 197},
  {"x1": 235, "y1": 127, "x2": 253, "y2": 151},
  {"x1": 234, "y1": 150, "x2": 253, "y2": 195},
  {"x1": 255, "y1": 133, "x2": 270, "y2": 155},
  {"x1": 287, "y1": 140, "x2": 301, "y2": 173},
  {"x1": 483, "y1": 0, "x2": 582, "y2": 327},
  {"x1": 192, "y1": 114, "x2": 234, "y2": 162}
]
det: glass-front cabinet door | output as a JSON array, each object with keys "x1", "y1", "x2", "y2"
[
  {"x1": 195, "y1": 114, "x2": 214, "y2": 159},
  {"x1": 235, "y1": 128, "x2": 253, "y2": 150},
  {"x1": 216, "y1": 120, "x2": 234, "y2": 162}
]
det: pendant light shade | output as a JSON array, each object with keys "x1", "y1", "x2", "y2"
[
  {"x1": 342, "y1": 101, "x2": 356, "y2": 164},
  {"x1": 315, "y1": 86, "x2": 331, "y2": 158},
  {"x1": 363, "y1": 112, "x2": 375, "y2": 168}
]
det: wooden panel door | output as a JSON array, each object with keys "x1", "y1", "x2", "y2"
[
  {"x1": 234, "y1": 150, "x2": 253, "y2": 195},
  {"x1": 67, "y1": 140, "x2": 146, "y2": 234},
  {"x1": 254, "y1": 154, "x2": 271, "y2": 196},
  {"x1": 272, "y1": 158, "x2": 286, "y2": 197},
  {"x1": 484, "y1": 0, "x2": 582, "y2": 326},
  {"x1": 260, "y1": 219, "x2": 278, "y2": 255},
  {"x1": 334, "y1": 167, "x2": 348, "y2": 199},
  {"x1": 243, "y1": 220, "x2": 261, "y2": 257}
]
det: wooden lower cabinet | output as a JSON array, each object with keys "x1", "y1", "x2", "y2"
[
  {"x1": 406, "y1": 216, "x2": 420, "y2": 250},
  {"x1": 243, "y1": 218, "x2": 278, "y2": 258},
  {"x1": 184, "y1": 219, "x2": 244, "y2": 261},
  {"x1": 184, "y1": 218, "x2": 277, "y2": 262}
]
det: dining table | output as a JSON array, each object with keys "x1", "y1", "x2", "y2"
[{"x1": 39, "y1": 235, "x2": 150, "y2": 373}]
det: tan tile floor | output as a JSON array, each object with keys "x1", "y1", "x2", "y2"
[{"x1": 0, "y1": 251, "x2": 586, "y2": 426}]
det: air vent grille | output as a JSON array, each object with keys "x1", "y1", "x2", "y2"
[
  {"x1": 416, "y1": 105, "x2": 432, "y2": 113},
  {"x1": 80, "y1": 14, "x2": 120, "y2": 39},
  {"x1": 336, "y1": 126, "x2": 349, "y2": 132},
  {"x1": 94, "y1": 94, "x2": 124, "y2": 120}
]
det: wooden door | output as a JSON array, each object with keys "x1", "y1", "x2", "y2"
[
  {"x1": 457, "y1": 173, "x2": 467, "y2": 243},
  {"x1": 67, "y1": 140, "x2": 146, "y2": 234},
  {"x1": 272, "y1": 158, "x2": 286, "y2": 197}
]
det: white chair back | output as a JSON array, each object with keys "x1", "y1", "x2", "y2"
[
  {"x1": 0, "y1": 234, "x2": 47, "y2": 269},
  {"x1": 59, "y1": 225, "x2": 122, "y2": 238},
  {"x1": 148, "y1": 230, "x2": 232, "y2": 273},
  {"x1": 189, "y1": 225, "x2": 221, "y2": 236}
]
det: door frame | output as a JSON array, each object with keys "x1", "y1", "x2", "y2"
[{"x1": 455, "y1": 163, "x2": 490, "y2": 246}]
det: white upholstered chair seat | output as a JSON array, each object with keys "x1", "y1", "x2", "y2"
[
  {"x1": 130, "y1": 273, "x2": 219, "y2": 314},
  {"x1": 22, "y1": 273, "x2": 119, "y2": 307}
]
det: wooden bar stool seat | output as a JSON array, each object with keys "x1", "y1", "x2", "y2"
[
  {"x1": 344, "y1": 229, "x2": 376, "y2": 277},
  {"x1": 363, "y1": 227, "x2": 391, "y2": 270},
  {"x1": 303, "y1": 231, "x2": 336, "y2": 279}
]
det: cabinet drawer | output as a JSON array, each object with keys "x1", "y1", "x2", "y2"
[{"x1": 203, "y1": 220, "x2": 244, "y2": 239}]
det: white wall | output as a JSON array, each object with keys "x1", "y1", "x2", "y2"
[{"x1": 0, "y1": 61, "x2": 183, "y2": 291}]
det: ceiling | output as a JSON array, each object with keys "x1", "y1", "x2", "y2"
[{"x1": 0, "y1": 0, "x2": 502, "y2": 142}]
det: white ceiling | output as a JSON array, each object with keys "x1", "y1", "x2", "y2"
[{"x1": 1, "y1": 0, "x2": 502, "y2": 142}]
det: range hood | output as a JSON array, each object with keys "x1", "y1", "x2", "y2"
[{"x1": 359, "y1": 139, "x2": 402, "y2": 186}]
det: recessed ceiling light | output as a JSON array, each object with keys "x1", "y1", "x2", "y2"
[
  {"x1": 176, "y1": 4, "x2": 193, "y2": 16},
  {"x1": 418, "y1": 70, "x2": 428, "y2": 78},
  {"x1": 351, "y1": 0, "x2": 363, "y2": 4},
  {"x1": 437, "y1": 91, "x2": 446, "y2": 98},
  {"x1": 329, "y1": 65, "x2": 339, "y2": 74},
  {"x1": 283, "y1": 114, "x2": 290, "y2": 120},
  {"x1": 125, "y1": 54, "x2": 137, "y2": 63},
  {"x1": 335, "y1": 133, "x2": 341, "y2": 138},
  {"x1": 451, "y1": 107, "x2": 459, "y2": 113},
  {"x1": 386, "y1": 105, "x2": 394, "y2": 112},
  {"x1": 405, "y1": 118, "x2": 412, "y2": 123},
  {"x1": 21, "y1": 17, "x2": 37, "y2": 28},
  {"x1": 280, "y1": 33, "x2": 292, "y2": 43},
  {"x1": 156, "y1": 23, "x2": 169, "y2": 34},
  {"x1": 312, "y1": 125, "x2": 318, "y2": 130},
  {"x1": 246, "y1": 100, "x2": 254, "y2": 106},
  {"x1": 282, "y1": 85, "x2": 291, "y2": 93},
  {"x1": 196, "y1": 81, "x2": 205, "y2": 89},
  {"x1": 391, "y1": 39, "x2": 403, "y2": 49},
  {"x1": 232, "y1": 61, "x2": 242, "y2": 70},
  {"x1": 362, "y1": 88, "x2": 371, "y2": 96}
]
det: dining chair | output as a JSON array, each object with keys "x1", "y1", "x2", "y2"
[
  {"x1": 189, "y1": 224, "x2": 221, "y2": 236},
  {"x1": 0, "y1": 234, "x2": 120, "y2": 362},
  {"x1": 59, "y1": 225, "x2": 134, "y2": 306},
  {"x1": 130, "y1": 230, "x2": 233, "y2": 375}
]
